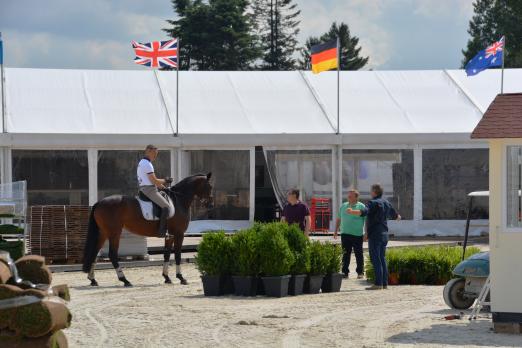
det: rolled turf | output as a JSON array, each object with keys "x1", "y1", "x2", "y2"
[{"x1": 15, "y1": 256, "x2": 52, "y2": 285}]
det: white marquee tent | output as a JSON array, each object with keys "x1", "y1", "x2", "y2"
[{"x1": 1, "y1": 68, "x2": 521, "y2": 235}]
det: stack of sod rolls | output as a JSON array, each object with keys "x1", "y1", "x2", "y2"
[{"x1": 0, "y1": 255, "x2": 71, "y2": 348}]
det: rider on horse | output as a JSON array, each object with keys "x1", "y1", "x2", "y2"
[{"x1": 137, "y1": 144, "x2": 173, "y2": 238}]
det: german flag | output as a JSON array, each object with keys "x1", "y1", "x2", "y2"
[{"x1": 311, "y1": 39, "x2": 338, "y2": 74}]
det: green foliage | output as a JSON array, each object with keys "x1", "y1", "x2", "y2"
[
  {"x1": 308, "y1": 241, "x2": 328, "y2": 275},
  {"x1": 299, "y1": 22, "x2": 368, "y2": 71},
  {"x1": 0, "y1": 225, "x2": 24, "y2": 235},
  {"x1": 323, "y1": 242, "x2": 342, "y2": 274},
  {"x1": 257, "y1": 223, "x2": 294, "y2": 276},
  {"x1": 231, "y1": 227, "x2": 260, "y2": 276},
  {"x1": 0, "y1": 240, "x2": 24, "y2": 260},
  {"x1": 271, "y1": 222, "x2": 310, "y2": 274},
  {"x1": 252, "y1": 0, "x2": 301, "y2": 70},
  {"x1": 462, "y1": 0, "x2": 522, "y2": 68},
  {"x1": 365, "y1": 246, "x2": 482, "y2": 285},
  {"x1": 195, "y1": 231, "x2": 234, "y2": 276},
  {"x1": 164, "y1": 0, "x2": 261, "y2": 70}
]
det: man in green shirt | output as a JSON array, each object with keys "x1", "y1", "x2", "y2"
[{"x1": 334, "y1": 189, "x2": 366, "y2": 279}]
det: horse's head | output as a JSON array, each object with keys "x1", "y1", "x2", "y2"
[{"x1": 192, "y1": 172, "x2": 213, "y2": 208}]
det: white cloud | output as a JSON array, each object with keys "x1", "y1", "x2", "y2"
[{"x1": 297, "y1": 0, "x2": 391, "y2": 69}]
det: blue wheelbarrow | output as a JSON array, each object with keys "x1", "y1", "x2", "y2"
[{"x1": 443, "y1": 191, "x2": 490, "y2": 310}]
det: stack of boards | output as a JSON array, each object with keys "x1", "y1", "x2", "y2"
[{"x1": 0, "y1": 255, "x2": 71, "y2": 348}]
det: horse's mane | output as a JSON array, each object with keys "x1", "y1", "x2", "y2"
[{"x1": 172, "y1": 173, "x2": 207, "y2": 190}]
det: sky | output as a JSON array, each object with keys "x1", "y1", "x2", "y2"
[{"x1": 0, "y1": 0, "x2": 475, "y2": 70}]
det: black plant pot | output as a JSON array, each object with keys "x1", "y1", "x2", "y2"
[
  {"x1": 257, "y1": 276, "x2": 265, "y2": 295},
  {"x1": 222, "y1": 275, "x2": 235, "y2": 295},
  {"x1": 304, "y1": 274, "x2": 325, "y2": 294},
  {"x1": 201, "y1": 275, "x2": 222, "y2": 296},
  {"x1": 232, "y1": 276, "x2": 258, "y2": 296},
  {"x1": 288, "y1": 274, "x2": 307, "y2": 296},
  {"x1": 261, "y1": 275, "x2": 291, "y2": 298},
  {"x1": 321, "y1": 273, "x2": 343, "y2": 293}
]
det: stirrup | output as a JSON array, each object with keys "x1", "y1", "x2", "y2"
[{"x1": 164, "y1": 232, "x2": 173, "y2": 240}]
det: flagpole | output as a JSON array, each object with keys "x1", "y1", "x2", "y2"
[
  {"x1": 0, "y1": 32, "x2": 5, "y2": 134},
  {"x1": 336, "y1": 36, "x2": 340, "y2": 135},
  {"x1": 501, "y1": 35, "x2": 505, "y2": 94},
  {"x1": 175, "y1": 38, "x2": 180, "y2": 137}
]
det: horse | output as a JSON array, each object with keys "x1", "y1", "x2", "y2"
[{"x1": 82, "y1": 173, "x2": 213, "y2": 287}]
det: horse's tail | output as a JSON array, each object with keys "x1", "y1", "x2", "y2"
[{"x1": 82, "y1": 203, "x2": 100, "y2": 273}]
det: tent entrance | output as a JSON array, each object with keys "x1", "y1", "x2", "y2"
[{"x1": 254, "y1": 146, "x2": 279, "y2": 222}]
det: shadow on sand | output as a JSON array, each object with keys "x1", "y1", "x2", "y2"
[{"x1": 387, "y1": 320, "x2": 521, "y2": 347}]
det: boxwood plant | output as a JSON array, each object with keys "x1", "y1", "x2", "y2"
[
  {"x1": 195, "y1": 231, "x2": 233, "y2": 276},
  {"x1": 257, "y1": 223, "x2": 295, "y2": 276}
]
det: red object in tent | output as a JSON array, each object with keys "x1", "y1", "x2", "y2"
[{"x1": 310, "y1": 197, "x2": 331, "y2": 233}]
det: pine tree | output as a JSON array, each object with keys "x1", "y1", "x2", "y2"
[
  {"x1": 252, "y1": 0, "x2": 301, "y2": 70},
  {"x1": 462, "y1": 0, "x2": 522, "y2": 68},
  {"x1": 299, "y1": 22, "x2": 368, "y2": 71},
  {"x1": 164, "y1": 0, "x2": 260, "y2": 70}
]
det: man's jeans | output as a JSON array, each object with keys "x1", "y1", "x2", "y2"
[
  {"x1": 341, "y1": 234, "x2": 364, "y2": 275},
  {"x1": 368, "y1": 234, "x2": 389, "y2": 286}
]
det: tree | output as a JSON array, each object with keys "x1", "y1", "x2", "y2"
[
  {"x1": 252, "y1": 0, "x2": 301, "y2": 70},
  {"x1": 299, "y1": 22, "x2": 369, "y2": 71},
  {"x1": 462, "y1": 0, "x2": 522, "y2": 68},
  {"x1": 163, "y1": 0, "x2": 260, "y2": 70}
]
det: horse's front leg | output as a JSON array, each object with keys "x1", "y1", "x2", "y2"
[
  {"x1": 174, "y1": 235, "x2": 188, "y2": 285},
  {"x1": 162, "y1": 238, "x2": 174, "y2": 284}
]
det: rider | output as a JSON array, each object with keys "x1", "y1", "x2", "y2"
[{"x1": 137, "y1": 144, "x2": 173, "y2": 238}]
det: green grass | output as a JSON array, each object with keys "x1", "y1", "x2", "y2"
[{"x1": 365, "y1": 245, "x2": 481, "y2": 285}]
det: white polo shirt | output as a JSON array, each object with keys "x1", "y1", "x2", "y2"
[{"x1": 137, "y1": 158, "x2": 154, "y2": 186}]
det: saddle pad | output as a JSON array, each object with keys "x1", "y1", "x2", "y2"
[{"x1": 136, "y1": 196, "x2": 175, "y2": 221}]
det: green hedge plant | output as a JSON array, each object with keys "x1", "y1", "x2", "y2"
[
  {"x1": 231, "y1": 228, "x2": 260, "y2": 276},
  {"x1": 280, "y1": 222, "x2": 310, "y2": 274},
  {"x1": 365, "y1": 245, "x2": 481, "y2": 285},
  {"x1": 309, "y1": 241, "x2": 329, "y2": 275},
  {"x1": 323, "y1": 242, "x2": 342, "y2": 274},
  {"x1": 195, "y1": 231, "x2": 233, "y2": 276},
  {"x1": 257, "y1": 223, "x2": 295, "y2": 276}
]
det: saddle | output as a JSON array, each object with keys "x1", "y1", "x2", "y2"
[{"x1": 136, "y1": 190, "x2": 175, "y2": 221}]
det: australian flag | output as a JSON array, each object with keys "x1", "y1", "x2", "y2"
[{"x1": 465, "y1": 37, "x2": 504, "y2": 76}]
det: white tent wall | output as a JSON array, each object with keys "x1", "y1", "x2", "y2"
[{"x1": 1, "y1": 67, "x2": 515, "y2": 236}]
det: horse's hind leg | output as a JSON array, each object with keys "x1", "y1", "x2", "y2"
[
  {"x1": 162, "y1": 238, "x2": 174, "y2": 284},
  {"x1": 88, "y1": 235, "x2": 107, "y2": 286},
  {"x1": 108, "y1": 235, "x2": 132, "y2": 287}
]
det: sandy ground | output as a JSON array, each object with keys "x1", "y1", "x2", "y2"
[{"x1": 52, "y1": 264, "x2": 522, "y2": 348}]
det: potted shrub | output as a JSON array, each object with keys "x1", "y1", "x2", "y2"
[
  {"x1": 304, "y1": 241, "x2": 328, "y2": 294},
  {"x1": 321, "y1": 243, "x2": 343, "y2": 293},
  {"x1": 195, "y1": 231, "x2": 234, "y2": 296},
  {"x1": 231, "y1": 228, "x2": 259, "y2": 296},
  {"x1": 258, "y1": 224, "x2": 295, "y2": 297},
  {"x1": 282, "y1": 223, "x2": 310, "y2": 296}
]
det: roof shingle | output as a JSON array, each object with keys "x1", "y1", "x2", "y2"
[{"x1": 471, "y1": 93, "x2": 522, "y2": 139}]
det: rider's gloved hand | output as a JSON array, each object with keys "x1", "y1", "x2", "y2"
[{"x1": 165, "y1": 177, "x2": 173, "y2": 185}]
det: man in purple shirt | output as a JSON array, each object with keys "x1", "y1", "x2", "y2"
[{"x1": 281, "y1": 189, "x2": 311, "y2": 236}]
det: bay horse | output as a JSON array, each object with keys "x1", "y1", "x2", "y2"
[{"x1": 82, "y1": 173, "x2": 213, "y2": 287}]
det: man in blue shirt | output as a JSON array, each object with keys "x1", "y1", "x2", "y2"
[{"x1": 347, "y1": 184, "x2": 401, "y2": 290}]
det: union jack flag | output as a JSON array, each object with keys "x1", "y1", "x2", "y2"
[{"x1": 132, "y1": 39, "x2": 178, "y2": 68}]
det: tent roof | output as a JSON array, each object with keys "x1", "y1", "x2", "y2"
[{"x1": 4, "y1": 67, "x2": 522, "y2": 136}]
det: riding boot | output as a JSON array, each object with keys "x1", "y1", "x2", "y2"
[{"x1": 158, "y1": 207, "x2": 170, "y2": 238}]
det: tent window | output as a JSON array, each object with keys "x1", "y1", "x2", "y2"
[
  {"x1": 98, "y1": 150, "x2": 171, "y2": 199},
  {"x1": 342, "y1": 150, "x2": 413, "y2": 220},
  {"x1": 422, "y1": 149, "x2": 489, "y2": 220},
  {"x1": 188, "y1": 150, "x2": 249, "y2": 221},
  {"x1": 506, "y1": 146, "x2": 522, "y2": 228},
  {"x1": 12, "y1": 150, "x2": 89, "y2": 205}
]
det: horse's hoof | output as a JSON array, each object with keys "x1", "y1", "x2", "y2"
[
  {"x1": 90, "y1": 279, "x2": 98, "y2": 287},
  {"x1": 119, "y1": 277, "x2": 133, "y2": 287},
  {"x1": 176, "y1": 274, "x2": 188, "y2": 285},
  {"x1": 164, "y1": 275, "x2": 172, "y2": 284},
  {"x1": 124, "y1": 282, "x2": 133, "y2": 288}
]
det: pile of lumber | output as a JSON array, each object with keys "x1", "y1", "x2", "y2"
[
  {"x1": 0, "y1": 255, "x2": 71, "y2": 348},
  {"x1": 28, "y1": 206, "x2": 90, "y2": 264}
]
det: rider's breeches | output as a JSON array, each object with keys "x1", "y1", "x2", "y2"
[{"x1": 139, "y1": 185, "x2": 170, "y2": 208}]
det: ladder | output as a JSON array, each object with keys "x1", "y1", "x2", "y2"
[{"x1": 470, "y1": 275, "x2": 491, "y2": 320}]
